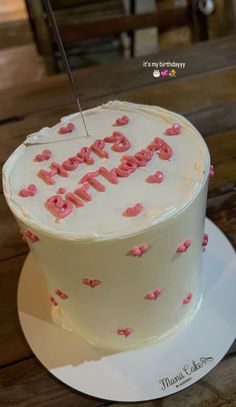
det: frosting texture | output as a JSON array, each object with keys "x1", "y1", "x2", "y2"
[{"x1": 3, "y1": 101, "x2": 210, "y2": 241}]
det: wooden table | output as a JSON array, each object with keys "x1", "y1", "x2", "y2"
[{"x1": 0, "y1": 34, "x2": 236, "y2": 406}]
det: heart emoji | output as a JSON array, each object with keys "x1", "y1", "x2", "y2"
[{"x1": 161, "y1": 70, "x2": 168, "y2": 77}]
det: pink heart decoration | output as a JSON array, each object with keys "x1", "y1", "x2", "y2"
[
  {"x1": 182, "y1": 293, "x2": 192, "y2": 305},
  {"x1": 202, "y1": 233, "x2": 208, "y2": 251},
  {"x1": 57, "y1": 187, "x2": 66, "y2": 194},
  {"x1": 146, "y1": 171, "x2": 164, "y2": 184},
  {"x1": 117, "y1": 328, "x2": 133, "y2": 337},
  {"x1": 58, "y1": 122, "x2": 75, "y2": 134},
  {"x1": 123, "y1": 203, "x2": 143, "y2": 217},
  {"x1": 176, "y1": 239, "x2": 191, "y2": 253},
  {"x1": 83, "y1": 278, "x2": 101, "y2": 288},
  {"x1": 19, "y1": 184, "x2": 37, "y2": 197},
  {"x1": 130, "y1": 243, "x2": 149, "y2": 257},
  {"x1": 115, "y1": 115, "x2": 129, "y2": 126},
  {"x1": 55, "y1": 289, "x2": 68, "y2": 300},
  {"x1": 145, "y1": 288, "x2": 162, "y2": 300},
  {"x1": 164, "y1": 123, "x2": 181, "y2": 136},
  {"x1": 34, "y1": 149, "x2": 52, "y2": 162}
]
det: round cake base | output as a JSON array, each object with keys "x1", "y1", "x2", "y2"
[{"x1": 17, "y1": 218, "x2": 236, "y2": 402}]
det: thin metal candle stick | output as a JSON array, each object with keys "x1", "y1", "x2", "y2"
[{"x1": 43, "y1": 0, "x2": 89, "y2": 137}]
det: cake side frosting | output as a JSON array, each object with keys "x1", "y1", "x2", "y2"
[
  {"x1": 2, "y1": 101, "x2": 211, "y2": 351},
  {"x1": 3, "y1": 101, "x2": 210, "y2": 240}
]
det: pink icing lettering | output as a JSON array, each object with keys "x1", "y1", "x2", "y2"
[
  {"x1": 104, "y1": 131, "x2": 131, "y2": 152},
  {"x1": 148, "y1": 137, "x2": 173, "y2": 160},
  {"x1": 104, "y1": 131, "x2": 123, "y2": 143},
  {"x1": 164, "y1": 123, "x2": 181, "y2": 135},
  {"x1": 25, "y1": 229, "x2": 39, "y2": 243},
  {"x1": 77, "y1": 147, "x2": 94, "y2": 165},
  {"x1": 83, "y1": 278, "x2": 101, "y2": 288},
  {"x1": 46, "y1": 195, "x2": 73, "y2": 218},
  {"x1": 91, "y1": 139, "x2": 109, "y2": 158},
  {"x1": 34, "y1": 149, "x2": 52, "y2": 162},
  {"x1": 120, "y1": 155, "x2": 138, "y2": 173},
  {"x1": 19, "y1": 184, "x2": 37, "y2": 197},
  {"x1": 182, "y1": 292, "x2": 192, "y2": 304},
  {"x1": 74, "y1": 183, "x2": 92, "y2": 201},
  {"x1": 55, "y1": 288, "x2": 68, "y2": 299},
  {"x1": 38, "y1": 169, "x2": 57, "y2": 185},
  {"x1": 62, "y1": 156, "x2": 80, "y2": 171},
  {"x1": 50, "y1": 162, "x2": 69, "y2": 177},
  {"x1": 80, "y1": 171, "x2": 105, "y2": 192},
  {"x1": 176, "y1": 239, "x2": 191, "y2": 253},
  {"x1": 113, "y1": 134, "x2": 131, "y2": 152},
  {"x1": 116, "y1": 115, "x2": 129, "y2": 126},
  {"x1": 57, "y1": 187, "x2": 66, "y2": 194},
  {"x1": 209, "y1": 164, "x2": 214, "y2": 178},
  {"x1": 115, "y1": 167, "x2": 133, "y2": 177},
  {"x1": 50, "y1": 296, "x2": 58, "y2": 306},
  {"x1": 117, "y1": 328, "x2": 133, "y2": 337},
  {"x1": 145, "y1": 288, "x2": 162, "y2": 300},
  {"x1": 99, "y1": 167, "x2": 118, "y2": 184},
  {"x1": 123, "y1": 203, "x2": 143, "y2": 217},
  {"x1": 146, "y1": 170, "x2": 164, "y2": 184},
  {"x1": 134, "y1": 149, "x2": 153, "y2": 166},
  {"x1": 58, "y1": 122, "x2": 75, "y2": 134},
  {"x1": 130, "y1": 243, "x2": 149, "y2": 257},
  {"x1": 66, "y1": 192, "x2": 84, "y2": 207}
]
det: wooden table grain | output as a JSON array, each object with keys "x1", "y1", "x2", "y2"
[{"x1": 0, "y1": 35, "x2": 235, "y2": 407}]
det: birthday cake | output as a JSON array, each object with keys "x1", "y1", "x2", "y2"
[{"x1": 3, "y1": 101, "x2": 211, "y2": 351}]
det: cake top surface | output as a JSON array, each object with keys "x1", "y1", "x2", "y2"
[{"x1": 3, "y1": 101, "x2": 210, "y2": 240}]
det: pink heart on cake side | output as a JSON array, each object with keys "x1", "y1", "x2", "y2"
[
  {"x1": 182, "y1": 292, "x2": 192, "y2": 304},
  {"x1": 130, "y1": 243, "x2": 149, "y2": 257},
  {"x1": 83, "y1": 278, "x2": 101, "y2": 288},
  {"x1": 117, "y1": 328, "x2": 133, "y2": 337},
  {"x1": 55, "y1": 288, "x2": 68, "y2": 300}
]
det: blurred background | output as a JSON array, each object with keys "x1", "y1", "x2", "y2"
[{"x1": 0, "y1": 0, "x2": 235, "y2": 89}]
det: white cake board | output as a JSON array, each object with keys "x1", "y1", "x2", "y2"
[{"x1": 17, "y1": 218, "x2": 236, "y2": 402}]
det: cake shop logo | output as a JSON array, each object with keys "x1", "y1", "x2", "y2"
[{"x1": 158, "y1": 356, "x2": 214, "y2": 391}]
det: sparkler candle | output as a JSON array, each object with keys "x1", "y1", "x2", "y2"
[{"x1": 2, "y1": 101, "x2": 210, "y2": 351}]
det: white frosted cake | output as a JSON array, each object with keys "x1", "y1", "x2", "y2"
[{"x1": 3, "y1": 101, "x2": 210, "y2": 351}]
